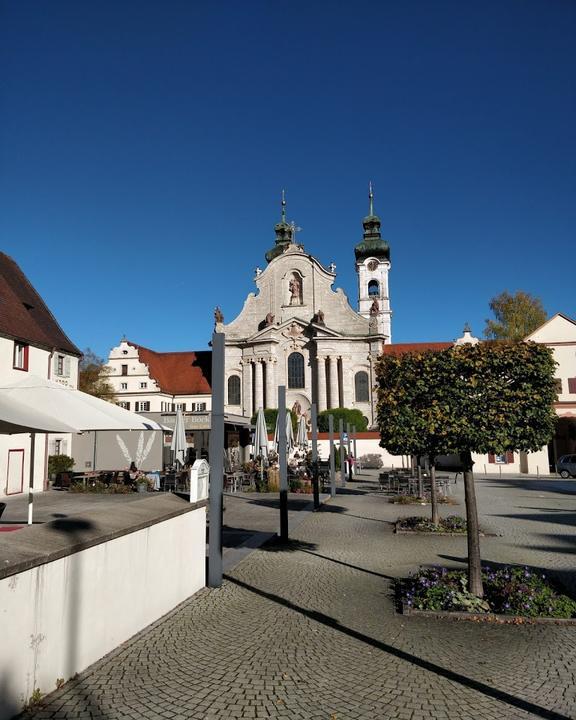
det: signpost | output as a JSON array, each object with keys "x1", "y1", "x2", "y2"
[
  {"x1": 311, "y1": 403, "x2": 319, "y2": 509},
  {"x1": 328, "y1": 414, "x2": 336, "y2": 497},
  {"x1": 339, "y1": 418, "x2": 346, "y2": 487},
  {"x1": 208, "y1": 332, "x2": 225, "y2": 588},
  {"x1": 278, "y1": 385, "x2": 288, "y2": 542}
]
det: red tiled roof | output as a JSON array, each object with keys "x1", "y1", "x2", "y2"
[
  {"x1": 0, "y1": 252, "x2": 81, "y2": 355},
  {"x1": 382, "y1": 342, "x2": 452, "y2": 356},
  {"x1": 130, "y1": 342, "x2": 212, "y2": 395}
]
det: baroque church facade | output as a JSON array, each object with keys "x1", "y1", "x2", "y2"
[{"x1": 220, "y1": 189, "x2": 391, "y2": 428}]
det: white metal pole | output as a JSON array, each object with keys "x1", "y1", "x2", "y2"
[{"x1": 27, "y1": 432, "x2": 36, "y2": 525}]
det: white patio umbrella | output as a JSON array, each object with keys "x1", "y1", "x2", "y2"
[
  {"x1": 274, "y1": 411, "x2": 294, "y2": 455},
  {"x1": 253, "y1": 408, "x2": 269, "y2": 484},
  {"x1": 296, "y1": 415, "x2": 308, "y2": 451},
  {"x1": 0, "y1": 375, "x2": 165, "y2": 523},
  {"x1": 170, "y1": 406, "x2": 187, "y2": 468},
  {"x1": 0, "y1": 375, "x2": 164, "y2": 432}
]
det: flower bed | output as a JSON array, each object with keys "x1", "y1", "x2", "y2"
[
  {"x1": 390, "y1": 495, "x2": 456, "y2": 505},
  {"x1": 396, "y1": 515, "x2": 467, "y2": 533},
  {"x1": 399, "y1": 566, "x2": 576, "y2": 619}
]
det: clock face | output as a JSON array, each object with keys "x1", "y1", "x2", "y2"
[{"x1": 367, "y1": 260, "x2": 378, "y2": 271}]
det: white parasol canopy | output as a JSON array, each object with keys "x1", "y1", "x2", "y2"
[
  {"x1": 0, "y1": 375, "x2": 165, "y2": 433},
  {"x1": 170, "y1": 406, "x2": 187, "y2": 467}
]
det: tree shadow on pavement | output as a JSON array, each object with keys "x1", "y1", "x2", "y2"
[
  {"x1": 260, "y1": 537, "x2": 318, "y2": 553},
  {"x1": 482, "y1": 478, "x2": 576, "y2": 496},
  {"x1": 223, "y1": 574, "x2": 571, "y2": 720},
  {"x1": 299, "y1": 548, "x2": 397, "y2": 581},
  {"x1": 318, "y1": 504, "x2": 392, "y2": 524},
  {"x1": 492, "y1": 510, "x2": 576, "y2": 528}
]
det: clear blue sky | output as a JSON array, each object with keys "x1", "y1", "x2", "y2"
[{"x1": 1, "y1": 0, "x2": 574, "y2": 359}]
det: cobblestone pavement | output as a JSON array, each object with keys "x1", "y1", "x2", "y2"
[{"x1": 20, "y1": 473, "x2": 576, "y2": 720}]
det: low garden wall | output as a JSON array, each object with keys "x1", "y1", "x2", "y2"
[{"x1": 0, "y1": 494, "x2": 206, "y2": 719}]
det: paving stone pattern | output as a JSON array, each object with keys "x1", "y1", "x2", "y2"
[{"x1": 21, "y1": 474, "x2": 576, "y2": 719}]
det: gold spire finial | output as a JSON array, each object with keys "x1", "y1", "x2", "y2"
[{"x1": 368, "y1": 181, "x2": 374, "y2": 216}]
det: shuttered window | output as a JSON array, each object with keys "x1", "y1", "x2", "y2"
[{"x1": 568, "y1": 378, "x2": 576, "y2": 394}]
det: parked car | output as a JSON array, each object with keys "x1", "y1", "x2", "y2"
[{"x1": 556, "y1": 455, "x2": 576, "y2": 478}]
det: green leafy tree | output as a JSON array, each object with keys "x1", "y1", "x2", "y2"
[
  {"x1": 317, "y1": 408, "x2": 368, "y2": 433},
  {"x1": 376, "y1": 350, "x2": 454, "y2": 525},
  {"x1": 484, "y1": 291, "x2": 547, "y2": 341},
  {"x1": 376, "y1": 341, "x2": 557, "y2": 597},
  {"x1": 79, "y1": 348, "x2": 116, "y2": 401}
]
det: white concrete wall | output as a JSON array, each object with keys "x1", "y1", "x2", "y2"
[
  {"x1": 314, "y1": 436, "x2": 553, "y2": 475},
  {"x1": 0, "y1": 508, "x2": 206, "y2": 718}
]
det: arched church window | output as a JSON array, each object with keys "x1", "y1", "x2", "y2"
[
  {"x1": 228, "y1": 375, "x2": 241, "y2": 405},
  {"x1": 288, "y1": 352, "x2": 305, "y2": 389},
  {"x1": 355, "y1": 371, "x2": 369, "y2": 402},
  {"x1": 368, "y1": 280, "x2": 380, "y2": 297}
]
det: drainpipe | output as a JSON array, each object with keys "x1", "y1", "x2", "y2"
[{"x1": 44, "y1": 348, "x2": 56, "y2": 490}]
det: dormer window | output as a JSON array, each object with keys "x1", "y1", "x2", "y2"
[{"x1": 13, "y1": 342, "x2": 29, "y2": 371}]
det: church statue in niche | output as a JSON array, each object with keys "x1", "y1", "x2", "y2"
[
  {"x1": 289, "y1": 273, "x2": 302, "y2": 305},
  {"x1": 369, "y1": 299, "x2": 379, "y2": 316}
]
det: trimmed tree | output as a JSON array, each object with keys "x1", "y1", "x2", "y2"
[
  {"x1": 376, "y1": 350, "x2": 456, "y2": 525},
  {"x1": 376, "y1": 341, "x2": 557, "y2": 597},
  {"x1": 317, "y1": 408, "x2": 368, "y2": 433}
]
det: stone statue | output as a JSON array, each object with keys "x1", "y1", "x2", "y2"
[
  {"x1": 316, "y1": 309, "x2": 325, "y2": 325},
  {"x1": 369, "y1": 299, "x2": 379, "y2": 316},
  {"x1": 214, "y1": 306, "x2": 224, "y2": 324},
  {"x1": 289, "y1": 274, "x2": 301, "y2": 305},
  {"x1": 328, "y1": 262, "x2": 336, "y2": 273},
  {"x1": 254, "y1": 267, "x2": 262, "y2": 277},
  {"x1": 265, "y1": 312, "x2": 275, "y2": 326},
  {"x1": 292, "y1": 400, "x2": 302, "y2": 417}
]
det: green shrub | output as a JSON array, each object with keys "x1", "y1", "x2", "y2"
[
  {"x1": 317, "y1": 408, "x2": 368, "y2": 433},
  {"x1": 48, "y1": 455, "x2": 74, "y2": 476}
]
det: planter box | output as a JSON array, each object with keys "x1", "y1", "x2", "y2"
[{"x1": 400, "y1": 603, "x2": 576, "y2": 625}]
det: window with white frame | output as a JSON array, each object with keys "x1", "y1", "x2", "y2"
[
  {"x1": 140, "y1": 382, "x2": 147, "y2": 389},
  {"x1": 196, "y1": 402, "x2": 207, "y2": 412},
  {"x1": 120, "y1": 382, "x2": 128, "y2": 390},
  {"x1": 13, "y1": 342, "x2": 29, "y2": 371},
  {"x1": 118, "y1": 401, "x2": 130, "y2": 410},
  {"x1": 54, "y1": 439, "x2": 62, "y2": 455},
  {"x1": 135, "y1": 401, "x2": 150, "y2": 412}
]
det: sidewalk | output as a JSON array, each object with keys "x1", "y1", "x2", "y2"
[{"x1": 19, "y1": 472, "x2": 576, "y2": 719}]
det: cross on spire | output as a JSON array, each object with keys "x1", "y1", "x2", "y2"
[
  {"x1": 368, "y1": 181, "x2": 374, "y2": 216},
  {"x1": 281, "y1": 189, "x2": 287, "y2": 223}
]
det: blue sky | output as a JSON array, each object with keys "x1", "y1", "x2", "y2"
[{"x1": 1, "y1": 0, "x2": 574, "y2": 359}]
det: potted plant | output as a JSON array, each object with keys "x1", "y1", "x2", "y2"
[{"x1": 48, "y1": 455, "x2": 75, "y2": 488}]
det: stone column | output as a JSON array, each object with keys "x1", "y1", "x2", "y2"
[
  {"x1": 240, "y1": 359, "x2": 252, "y2": 419},
  {"x1": 265, "y1": 358, "x2": 276, "y2": 409},
  {"x1": 254, "y1": 359, "x2": 264, "y2": 411},
  {"x1": 341, "y1": 357, "x2": 354, "y2": 408},
  {"x1": 317, "y1": 355, "x2": 327, "y2": 412},
  {"x1": 329, "y1": 355, "x2": 339, "y2": 409}
]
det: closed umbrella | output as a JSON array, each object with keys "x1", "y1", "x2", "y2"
[
  {"x1": 274, "y1": 411, "x2": 294, "y2": 455},
  {"x1": 253, "y1": 408, "x2": 269, "y2": 485},
  {"x1": 296, "y1": 415, "x2": 308, "y2": 451},
  {"x1": 170, "y1": 407, "x2": 187, "y2": 468}
]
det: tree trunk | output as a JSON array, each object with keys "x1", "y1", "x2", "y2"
[
  {"x1": 460, "y1": 450, "x2": 483, "y2": 597},
  {"x1": 429, "y1": 457, "x2": 439, "y2": 525}
]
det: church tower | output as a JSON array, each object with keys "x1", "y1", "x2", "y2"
[{"x1": 355, "y1": 184, "x2": 392, "y2": 341}]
